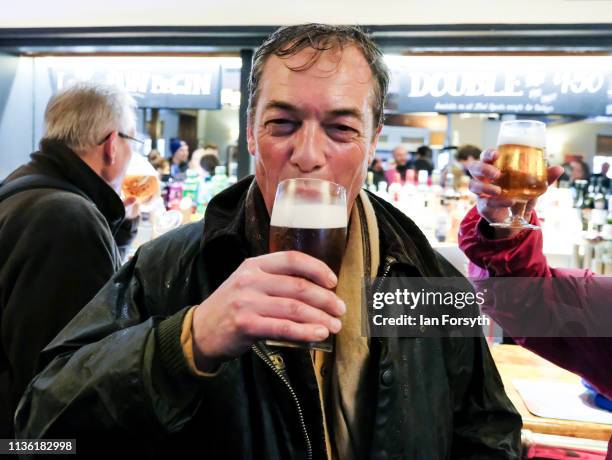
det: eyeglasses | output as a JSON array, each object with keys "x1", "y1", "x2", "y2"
[{"x1": 98, "y1": 131, "x2": 145, "y2": 152}]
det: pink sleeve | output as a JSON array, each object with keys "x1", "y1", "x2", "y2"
[
  {"x1": 459, "y1": 206, "x2": 612, "y2": 399},
  {"x1": 459, "y1": 205, "x2": 594, "y2": 279},
  {"x1": 459, "y1": 205, "x2": 551, "y2": 277}
]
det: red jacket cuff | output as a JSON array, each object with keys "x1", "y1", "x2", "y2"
[{"x1": 458, "y1": 206, "x2": 550, "y2": 277}]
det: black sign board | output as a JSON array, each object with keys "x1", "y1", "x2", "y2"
[
  {"x1": 392, "y1": 56, "x2": 612, "y2": 116},
  {"x1": 47, "y1": 57, "x2": 222, "y2": 110}
]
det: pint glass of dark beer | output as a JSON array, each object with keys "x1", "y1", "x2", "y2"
[
  {"x1": 266, "y1": 178, "x2": 348, "y2": 352},
  {"x1": 490, "y1": 120, "x2": 548, "y2": 230}
]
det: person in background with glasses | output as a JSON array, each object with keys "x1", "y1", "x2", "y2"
[{"x1": 0, "y1": 81, "x2": 140, "y2": 438}]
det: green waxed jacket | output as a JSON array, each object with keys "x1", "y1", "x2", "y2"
[{"x1": 16, "y1": 176, "x2": 521, "y2": 459}]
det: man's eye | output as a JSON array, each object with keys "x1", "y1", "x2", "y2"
[
  {"x1": 265, "y1": 119, "x2": 298, "y2": 135},
  {"x1": 327, "y1": 124, "x2": 359, "y2": 140}
]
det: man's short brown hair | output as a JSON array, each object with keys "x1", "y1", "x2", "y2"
[
  {"x1": 456, "y1": 145, "x2": 481, "y2": 162},
  {"x1": 248, "y1": 23, "x2": 389, "y2": 128}
]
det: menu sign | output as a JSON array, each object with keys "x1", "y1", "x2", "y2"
[
  {"x1": 45, "y1": 57, "x2": 222, "y2": 109},
  {"x1": 392, "y1": 56, "x2": 612, "y2": 116}
]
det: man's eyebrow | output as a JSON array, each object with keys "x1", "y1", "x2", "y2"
[
  {"x1": 263, "y1": 100, "x2": 299, "y2": 113},
  {"x1": 262, "y1": 101, "x2": 364, "y2": 122},
  {"x1": 327, "y1": 108, "x2": 364, "y2": 122}
]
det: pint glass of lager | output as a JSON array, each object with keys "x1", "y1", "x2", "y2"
[
  {"x1": 490, "y1": 120, "x2": 548, "y2": 230},
  {"x1": 121, "y1": 152, "x2": 160, "y2": 203},
  {"x1": 267, "y1": 178, "x2": 348, "y2": 352},
  {"x1": 122, "y1": 175, "x2": 160, "y2": 203}
]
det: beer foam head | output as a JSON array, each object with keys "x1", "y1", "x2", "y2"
[
  {"x1": 497, "y1": 121, "x2": 546, "y2": 149},
  {"x1": 270, "y1": 202, "x2": 347, "y2": 229}
]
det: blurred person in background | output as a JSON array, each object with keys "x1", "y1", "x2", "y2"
[
  {"x1": 367, "y1": 157, "x2": 386, "y2": 188},
  {"x1": 412, "y1": 145, "x2": 434, "y2": 177},
  {"x1": 203, "y1": 143, "x2": 220, "y2": 158},
  {"x1": 570, "y1": 158, "x2": 589, "y2": 182},
  {"x1": 442, "y1": 144, "x2": 481, "y2": 188},
  {"x1": 456, "y1": 144, "x2": 480, "y2": 177},
  {"x1": 0, "y1": 82, "x2": 139, "y2": 438},
  {"x1": 147, "y1": 148, "x2": 162, "y2": 165},
  {"x1": 169, "y1": 138, "x2": 189, "y2": 179},
  {"x1": 200, "y1": 153, "x2": 220, "y2": 179},
  {"x1": 590, "y1": 161, "x2": 610, "y2": 190},
  {"x1": 148, "y1": 149, "x2": 170, "y2": 177},
  {"x1": 188, "y1": 148, "x2": 207, "y2": 178},
  {"x1": 385, "y1": 145, "x2": 411, "y2": 183}
]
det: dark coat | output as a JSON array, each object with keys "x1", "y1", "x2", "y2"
[
  {"x1": 16, "y1": 176, "x2": 521, "y2": 459},
  {"x1": 0, "y1": 139, "x2": 131, "y2": 437}
]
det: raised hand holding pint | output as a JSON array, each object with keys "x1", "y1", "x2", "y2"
[
  {"x1": 489, "y1": 120, "x2": 548, "y2": 230},
  {"x1": 267, "y1": 178, "x2": 348, "y2": 352}
]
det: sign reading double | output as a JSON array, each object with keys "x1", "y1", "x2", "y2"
[{"x1": 391, "y1": 56, "x2": 612, "y2": 116}]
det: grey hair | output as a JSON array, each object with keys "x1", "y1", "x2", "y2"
[
  {"x1": 43, "y1": 81, "x2": 137, "y2": 152},
  {"x1": 248, "y1": 24, "x2": 389, "y2": 128}
]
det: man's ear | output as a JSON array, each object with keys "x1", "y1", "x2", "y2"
[
  {"x1": 247, "y1": 117, "x2": 256, "y2": 157},
  {"x1": 103, "y1": 131, "x2": 118, "y2": 165},
  {"x1": 368, "y1": 124, "x2": 383, "y2": 164}
]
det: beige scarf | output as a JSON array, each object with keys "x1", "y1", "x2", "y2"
[{"x1": 312, "y1": 189, "x2": 380, "y2": 460}]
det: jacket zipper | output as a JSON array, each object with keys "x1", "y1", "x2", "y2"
[
  {"x1": 252, "y1": 344, "x2": 313, "y2": 460},
  {"x1": 249, "y1": 256, "x2": 396, "y2": 460},
  {"x1": 374, "y1": 256, "x2": 396, "y2": 293},
  {"x1": 373, "y1": 256, "x2": 396, "y2": 346}
]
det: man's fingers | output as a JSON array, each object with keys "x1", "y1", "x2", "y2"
[
  {"x1": 255, "y1": 273, "x2": 345, "y2": 317},
  {"x1": 244, "y1": 317, "x2": 330, "y2": 343},
  {"x1": 469, "y1": 180, "x2": 502, "y2": 197},
  {"x1": 252, "y1": 296, "x2": 342, "y2": 334},
  {"x1": 249, "y1": 251, "x2": 338, "y2": 289},
  {"x1": 547, "y1": 165, "x2": 564, "y2": 185}
]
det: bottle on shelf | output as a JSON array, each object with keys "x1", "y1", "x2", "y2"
[
  {"x1": 167, "y1": 181, "x2": 184, "y2": 211},
  {"x1": 211, "y1": 166, "x2": 229, "y2": 197},
  {"x1": 443, "y1": 172, "x2": 458, "y2": 201},
  {"x1": 435, "y1": 211, "x2": 449, "y2": 243},
  {"x1": 376, "y1": 181, "x2": 389, "y2": 202},
  {"x1": 594, "y1": 177, "x2": 607, "y2": 210},
  {"x1": 182, "y1": 170, "x2": 200, "y2": 212},
  {"x1": 197, "y1": 180, "x2": 212, "y2": 215},
  {"x1": 583, "y1": 177, "x2": 596, "y2": 209},
  {"x1": 366, "y1": 171, "x2": 377, "y2": 193},
  {"x1": 572, "y1": 180, "x2": 587, "y2": 208}
]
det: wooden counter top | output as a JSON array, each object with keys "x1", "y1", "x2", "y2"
[{"x1": 490, "y1": 344, "x2": 612, "y2": 442}]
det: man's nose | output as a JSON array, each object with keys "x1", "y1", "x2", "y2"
[{"x1": 290, "y1": 122, "x2": 326, "y2": 173}]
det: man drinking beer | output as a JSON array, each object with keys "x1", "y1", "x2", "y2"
[{"x1": 17, "y1": 24, "x2": 521, "y2": 459}]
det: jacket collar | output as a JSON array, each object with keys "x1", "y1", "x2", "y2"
[
  {"x1": 200, "y1": 175, "x2": 254, "y2": 253},
  {"x1": 28, "y1": 139, "x2": 126, "y2": 233},
  {"x1": 200, "y1": 176, "x2": 444, "y2": 278},
  {"x1": 365, "y1": 191, "x2": 444, "y2": 276}
]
